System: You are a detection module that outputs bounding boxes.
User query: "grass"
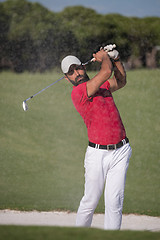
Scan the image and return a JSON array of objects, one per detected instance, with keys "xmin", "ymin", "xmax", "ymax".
[
  {"xmin": 0, "ymin": 226, "xmax": 160, "ymax": 240},
  {"xmin": 0, "ymin": 69, "xmax": 160, "ymax": 216}
]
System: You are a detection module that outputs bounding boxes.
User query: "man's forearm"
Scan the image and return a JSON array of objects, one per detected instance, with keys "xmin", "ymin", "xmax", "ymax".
[
  {"xmin": 87, "ymin": 52, "xmax": 113, "ymax": 97},
  {"xmin": 113, "ymin": 60, "xmax": 126, "ymax": 88},
  {"xmin": 102, "ymin": 54, "xmax": 113, "ymax": 72}
]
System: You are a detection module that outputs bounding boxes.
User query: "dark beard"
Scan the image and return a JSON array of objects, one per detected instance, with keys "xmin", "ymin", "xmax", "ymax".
[{"xmin": 75, "ymin": 73, "xmax": 90, "ymax": 86}]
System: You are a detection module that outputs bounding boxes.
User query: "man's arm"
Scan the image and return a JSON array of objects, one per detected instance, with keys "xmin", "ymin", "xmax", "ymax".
[
  {"xmin": 108, "ymin": 59, "xmax": 126, "ymax": 93},
  {"xmin": 86, "ymin": 50, "xmax": 113, "ymax": 97}
]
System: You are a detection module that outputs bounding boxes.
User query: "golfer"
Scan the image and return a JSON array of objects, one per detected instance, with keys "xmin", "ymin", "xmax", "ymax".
[{"xmin": 61, "ymin": 46, "xmax": 132, "ymax": 230}]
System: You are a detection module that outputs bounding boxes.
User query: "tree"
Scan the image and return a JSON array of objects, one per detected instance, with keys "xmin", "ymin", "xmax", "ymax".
[
  {"xmin": 0, "ymin": 3, "xmax": 12, "ymax": 70},
  {"xmin": 0, "ymin": 0, "xmax": 160, "ymax": 71},
  {"xmin": 0, "ymin": 0, "xmax": 78, "ymax": 71}
]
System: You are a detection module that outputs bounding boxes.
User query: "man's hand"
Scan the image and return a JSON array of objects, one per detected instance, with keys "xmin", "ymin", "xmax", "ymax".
[
  {"xmin": 102, "ymin": 44, "xmax": 116, "ymax": 52},
  {"xmin": 108, "ymin": 50, "xmax": 119, "ymax": 60},
  {"xmin": 93, "ymin": 49, "xmax": 108, "ymax": 62},
  {"xmin": 100, "ymin": 44, "xmax": 119, "ymax": 60}
]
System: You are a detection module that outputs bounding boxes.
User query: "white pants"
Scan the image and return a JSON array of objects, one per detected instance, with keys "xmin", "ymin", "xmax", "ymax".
[{"xmin": 76, "ymin": 143, "xmax": 132, "ymax": 230}]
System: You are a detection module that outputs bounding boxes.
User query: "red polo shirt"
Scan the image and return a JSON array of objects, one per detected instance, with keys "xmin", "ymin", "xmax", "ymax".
[{"xmin": 71, "ymin": 81, "xmax": 126, "ymax": 145}]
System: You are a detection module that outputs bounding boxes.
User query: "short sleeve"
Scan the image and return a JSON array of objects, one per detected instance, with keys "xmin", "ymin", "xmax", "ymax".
[{"xmin": 101, "ymin": 80, "xmax": 110, "ymax": 90}]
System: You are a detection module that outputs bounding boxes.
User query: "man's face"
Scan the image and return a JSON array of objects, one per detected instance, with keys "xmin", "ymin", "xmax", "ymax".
[{"xmin": 66, "ymin": 64, "xmax": 90, "ymax": 86}]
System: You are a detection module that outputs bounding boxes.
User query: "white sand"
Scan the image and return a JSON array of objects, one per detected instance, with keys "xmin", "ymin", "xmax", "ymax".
[{"xmin": 0, "ymin": 210, "xmax": 160, "ymax": 231}]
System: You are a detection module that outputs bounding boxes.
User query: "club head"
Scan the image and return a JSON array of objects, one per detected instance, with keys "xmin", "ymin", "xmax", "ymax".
[{"xmin": 22, "ymin": 101, "xmax": 28, "ymax": 111}]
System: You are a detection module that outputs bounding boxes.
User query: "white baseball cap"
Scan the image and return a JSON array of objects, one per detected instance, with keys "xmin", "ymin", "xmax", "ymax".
[{"xmin": 61, "ymin": 55, "xmax": 81, "ymax": 74}]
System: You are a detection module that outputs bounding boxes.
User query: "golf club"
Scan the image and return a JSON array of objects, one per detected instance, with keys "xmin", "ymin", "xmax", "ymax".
[
  {"xmin": 22, "ymin": 76, "xmax": 65, "ymax": 111},
  {"xmin": 22, "ymin": 43, "xmax": 116, "ymax": 111},
  {"xmin": 22, "ymin": 58, "xmax": 94, "ymax": 111}
]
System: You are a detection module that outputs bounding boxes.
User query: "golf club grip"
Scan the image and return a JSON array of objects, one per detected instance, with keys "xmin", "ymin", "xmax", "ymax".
[
  {"xmin": 90, "ymin": 44, "xmax": 116, "ymax": 63},
  {"xmin": 90, "ymin": 58, "xmax": 95, "ymax": 62}
]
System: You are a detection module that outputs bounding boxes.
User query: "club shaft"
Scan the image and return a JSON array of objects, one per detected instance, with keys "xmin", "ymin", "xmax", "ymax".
[
  {"xmin": 25, "ymin": 76, "xmax": 64, "ymax": 102},
  {"xmin": 82, "ymin": 58, "xmax": 95, "ymax": 66}
]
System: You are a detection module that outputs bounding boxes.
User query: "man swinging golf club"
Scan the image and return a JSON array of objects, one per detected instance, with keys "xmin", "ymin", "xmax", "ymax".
[{"xmin": 61, "ymin": 44, "xmax": 132, "ymax": 230}]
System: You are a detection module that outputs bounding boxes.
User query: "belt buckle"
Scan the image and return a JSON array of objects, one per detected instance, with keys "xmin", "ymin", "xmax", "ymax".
[{"xmin": 107, "ymin": 144, "xmax": 116, "ymax": 150}]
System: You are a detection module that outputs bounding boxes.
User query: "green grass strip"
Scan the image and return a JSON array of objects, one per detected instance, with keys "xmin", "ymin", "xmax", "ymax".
[{"xmin": 0, "ymin": 226, "xmax": 160, "ymax": 240}]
